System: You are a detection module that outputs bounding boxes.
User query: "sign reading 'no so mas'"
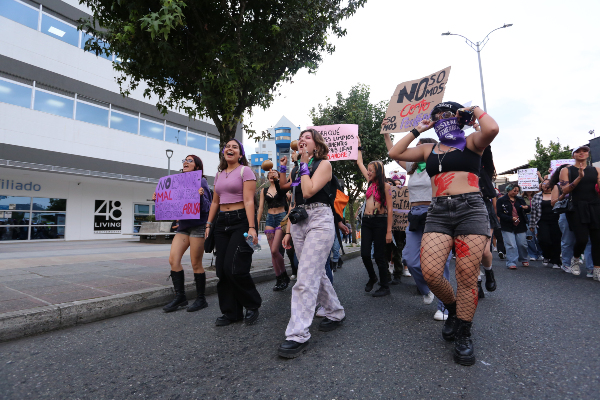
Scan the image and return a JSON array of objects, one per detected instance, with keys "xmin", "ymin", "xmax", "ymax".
[{"xmin": 380, "ymin": 66, "xmax": 451, "ymax": 134}]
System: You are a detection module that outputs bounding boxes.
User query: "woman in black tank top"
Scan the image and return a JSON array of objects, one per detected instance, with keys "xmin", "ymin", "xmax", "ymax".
[
  {"xmin": 559, "ymin": 145, "xmax": 600, "ymax": 278},
  {"xmin": 388, "ymin": 101, "xmax": 499, "ymax": 366}
]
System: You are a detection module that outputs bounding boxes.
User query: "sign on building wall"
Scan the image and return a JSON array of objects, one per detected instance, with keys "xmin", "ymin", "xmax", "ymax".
[{"xmin": 94, "ymin": 200, "xmax": 122, "ymax": 233}]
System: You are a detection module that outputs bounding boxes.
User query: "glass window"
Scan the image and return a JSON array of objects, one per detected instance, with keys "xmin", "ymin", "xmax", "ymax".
[
  {"xmin": 187, "ymin": 131, "xmax": 206, "ymax": 150},
  {"xmin": 165, "ymin": 126, "xmax": 186, "ymax": 145},
  {"xmin": 41, "ymin": 13, "xmax": 79, "ymax": 47},
  {"xmin": 207, "ymin": 137, "xmax": 220, "ymax": 153},
  {"xmin": 0, "ymin": 196, "xmax": 31, "ymax": 211},
  {"xmin": 34, "ymin": 90, "xmax": 74, "ymax": 118},
  {"xmin": 133, "ymin": 203, "xmax": 155, "ymax": 233},
  {"xmin": 140, "ymin": 119, "xmax": 164, "ymax": 140},
  {"xmin": 0, "ymin": 211, "xmax": 30, "ymax": 225},
  {"xmin": 32, "ymin": 198, "xmax": 66, "ymax": 211},
  {"xmin": 81, "ymin": 33, "xmax": 112, "ymax": 61},
  {"xmin": 0, "ymin": 227, "xmax": 29, "ymax": 241},
  {"xmin": 110, "ymin": 111, "xmax": 138, "ymax": 134},
  {"xmin": 0, "ymin": 79, "xmax": 32, "ymax": 108},
  {"xmin": 76, "ymin": 101, "xmax": 108, "ymax": 127},
  {"xmin": 30, "ymin": 226, "xmax": 64, "ymax": 240},
  {"xmin": 134, "ymin": 204, "xmax": 150, "ymax": 214},
  {"xmin": 0, "ymin": 0, "xmax": 39, "ymax": 30},
  {"xmin": 31, "ymin": 212, "xmax": 65, "ymax": 225}
]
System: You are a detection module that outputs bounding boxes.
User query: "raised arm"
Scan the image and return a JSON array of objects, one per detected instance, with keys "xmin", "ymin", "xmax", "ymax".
[
  {"xmin": 356, "ymin": 139, "xmax": 369, "ymax": 182},
  {"xmin": 383, "ymin": 132, "xmax": 407, "ymax": 170},
  {"xmin": 388, "ymin": 119, "xmax": 434, "ymax": 162},
  {"xmin": 469, "ymin": 107, "xmax": 500, "ymax": 150},
  {"xmin": 278, "ymin": 155, "xmax": 296, "ymax": 191}
]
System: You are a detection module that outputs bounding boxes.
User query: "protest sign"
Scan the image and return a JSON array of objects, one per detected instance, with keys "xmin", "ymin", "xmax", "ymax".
[
  {"xmin": 306, "ymin": 124, "xmax": 358, "ymax": 161},
  {"xmin": 391, "ymin": 186, "xmax": 410, "ymax": 231},
  {"xmin": 550, "ymin": 159, "xmax": 575, "ymax": 177},
  {"xmin": 517, "ymin": 168, "xmax": 539, "ymax": 191},
  {"xmin": 155, "ymin": 170, "xmax": 203, "ymax": 220},
  {"xmin": 380, "ymin": 66, "xmax": 451, "ymax": 134}
]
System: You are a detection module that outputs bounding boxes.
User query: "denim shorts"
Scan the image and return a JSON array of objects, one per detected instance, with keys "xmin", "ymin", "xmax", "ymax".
[
  {"xmin": 177, "ymin": 225, "xmax": 206, "ymax": 238},
  {"xmin": 424, "ymin": 193, "xmax": 491, "ymax": 237},
  {"xmin": 265, "ymin": 211, "xmax": 286, "ymax": 228}
]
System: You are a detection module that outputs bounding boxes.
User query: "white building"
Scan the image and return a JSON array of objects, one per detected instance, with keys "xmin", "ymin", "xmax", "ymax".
[
  {"xmin": 249, "ymin": 116, "xmax": 301, "ymax": 176},
  {"xmin": 0, "ymin": 0, "xmax": 238, "ymax": 242}
]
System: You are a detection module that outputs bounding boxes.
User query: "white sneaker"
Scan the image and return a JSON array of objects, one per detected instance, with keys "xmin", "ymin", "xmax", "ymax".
[
  {"xmin": 403, "ymin": 268, "xmax": 411, "ymax": 277},
  {"xmin": 552, "ymin": 264, "xmax": 561, "ymax": 269},
  {"xmin": 423, "ymin": 291, "xmax": 435, "ymax": 305},
  {"xmin": 561, "ymin": 265, "xmax": 572, "ymax": 273},
  {"xmin": 492, "ymin": 246, "xmax": 498, "ymax": 252},
  {"xmin": 290, "ymin": 275, "xmax": 297, "ymax": 281},
  {"xmin": 530, "ymin": 257, "xmax": 537, "ymax": 261},
  {"xmin": 538, "ymin": 256, "xmax": 545, "ymax": 261},
  {"xmin": 570, "ymin": 257, "xmax": 581, "ymax": 276},
  {"xmin": 586, "ymin": 271, "xmax": 594, "ymax": 278},
  {"xmin": 433, "ymin": 310, "xmax": 448, "ymax": 321},
  {"xmin": 594, "ymin": 268, "xmax": 600, "ymax": 281},
  {"xmin": 542, "ymin": 259, "xmax": 549, "ymax": 266}
]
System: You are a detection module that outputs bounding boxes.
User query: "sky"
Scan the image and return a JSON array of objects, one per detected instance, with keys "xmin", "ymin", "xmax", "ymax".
[{"xmin": 243, "ymin": 0, "xmax": 600, "ymax": 175}]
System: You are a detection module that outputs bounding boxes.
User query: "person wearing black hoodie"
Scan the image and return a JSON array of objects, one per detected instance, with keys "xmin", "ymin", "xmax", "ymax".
[{"xmin": 496, "ymin": 184, "xmax": 530, "ymax": 269}]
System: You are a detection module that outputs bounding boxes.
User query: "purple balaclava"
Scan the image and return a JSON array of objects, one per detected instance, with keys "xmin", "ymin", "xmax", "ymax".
[{"xmin": 433, "ymin": 117, "xmax": 466, "ymax": 151}]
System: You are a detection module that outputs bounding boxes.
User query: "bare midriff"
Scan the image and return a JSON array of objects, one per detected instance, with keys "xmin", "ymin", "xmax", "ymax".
[
  {"xmin": 220, "ymin": 201, "xmax": 245, "ymax": 212},
  {"xmin": 268, "ymin": 206, "xmax": 286, "ymax": 214},
  {"xmin": 364, "ymin": 195, "xmax": 386, "ymax": 215},
  {"xmin": 410, "ymin": 201, "xmax": 431, "ymax": 207},
  {"xmin": 430, "ymin": 171, "xmax": 480, "ymax": 197}
]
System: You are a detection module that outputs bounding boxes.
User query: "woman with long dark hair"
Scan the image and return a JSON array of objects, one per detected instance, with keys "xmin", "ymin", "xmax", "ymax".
[
  {"xmin": 356, "ymin": 142, "xmax": 393, "ymax": 296},
  {"xmin": 389, "ymin": 101, "xmax": 499, "ymax": 366},
  {"xmin": 205, "ymin": 139, "xmax": 262, "ymax": 326},
  {"xmin": 278, "ymin": 129, "xmax": 346, "ymax": 358},
  {"xmin": 559, "ymin": 145, "xmax": 600, "ymax": 279},
  {"xmin": 154, "ymin": 154, "xmax": 212, "ymax": 313},
  {"xmin": 384, "ymin": 134, "xmax": 451, "ymax": 320},
  {"xmin": 256, "ymin": 169, "xmax": 290, "ymax": 291},
  {"xmin": 529, "ymin": 178, "xmax": 562, "ymax": 268}
]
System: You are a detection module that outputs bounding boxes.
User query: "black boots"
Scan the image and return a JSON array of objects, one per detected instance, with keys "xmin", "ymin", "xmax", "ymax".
[
  {"xmin": 372, "ymin": 285, "xmax": 390, "ymax": 297},
  {"xmin": 331, "ymin": 261, "xmax": 338, "ymax": 273},
  {"xmin": 187, "ymin": 273, "xmax": 208, "ymax": 312},
  {"xmin": 163, "ymin": 270, "xmax": 188, "ymax": 312},
  {"xmin": 442, "ymin": 302, "xmax": 459, "ymax": 341},
  {"xmin": 484, "ymin": 269, "xmax": 497, "ymax": 292},
  {"xmin": 365, "ymin": 277, "xmax": 378, "ymax": 292},
  {"xmin": 273, "ymin": 271, "xmax": 290, "ymax": 291},
  {"xmin": 453, "ymin": 319, "xmax": 475, "ymax": 366},
  {"xmin": 477, "ymin": 280, "xmax": 485, "ymax": 299}
]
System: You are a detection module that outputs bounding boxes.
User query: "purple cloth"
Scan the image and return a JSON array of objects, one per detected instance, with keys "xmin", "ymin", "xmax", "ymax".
[
  {"xmin": 433, "ymin": 118, "xmax": 466, "ymax": 151},
  {"xmin": 291, "ymin": 163, "xmax": 310, "ymax": 187},
  {"xmin": 279, "ymin": 165, "xmax": 288, "ymax": 173}
]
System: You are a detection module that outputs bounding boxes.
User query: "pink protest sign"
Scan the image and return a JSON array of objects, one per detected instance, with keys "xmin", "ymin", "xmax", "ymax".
[
  {"xmin": 306, "ymin": 124, "xmax": 358, "ymax": 161},
  {"xmin": 155, "ymin": 170, "xmax": 203, "ymax": 220}
]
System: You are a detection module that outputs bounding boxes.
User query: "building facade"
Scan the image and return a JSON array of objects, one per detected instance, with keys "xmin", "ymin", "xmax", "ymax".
[
  {"xmin": 0, "ymin": 0, "xmax": 239, "ymax": 242},
  {"xmin": 249, "ymin": 116, "xmax": 301, "ymax": 176}
]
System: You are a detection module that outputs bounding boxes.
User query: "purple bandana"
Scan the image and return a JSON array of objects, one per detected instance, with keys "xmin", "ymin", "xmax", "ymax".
[
  {"xmin": 291, "ymin": 163, "xmax": 310, "ymax": 187},
  {"xmin": 433, "ymin": 118, "xmax": 466, "ymax": 151}
]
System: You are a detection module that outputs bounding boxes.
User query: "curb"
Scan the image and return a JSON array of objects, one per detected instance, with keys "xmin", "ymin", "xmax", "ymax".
[{"xmin": 0, "ymin": 249, "xmax": 361, "ymax": 342}]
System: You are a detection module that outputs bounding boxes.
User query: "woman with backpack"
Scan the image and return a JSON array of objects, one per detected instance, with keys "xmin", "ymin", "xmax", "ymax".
[
  {"xmin": 256, "ymin": 169, "xmax": 290, "ymax": 291},
  {"xmin": 355, "ymin": 138, "xmax": 393, "ymax": 297},
  {"xmin": 204, "ymin": 139, "xmax": 262, "ymax": 327},
  {"xmin": 278, "ymin": 129, "xmax": 346, "ymax": 358}
]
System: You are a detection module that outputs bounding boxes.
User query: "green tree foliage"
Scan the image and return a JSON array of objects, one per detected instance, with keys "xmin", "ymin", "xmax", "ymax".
[
  {"xmin": 528, "ymin": 137, "xmax": 572, "ymax": 177},
  {"xmin": 79, "ymin": 0, "xmax": 366, "ymax": 146},
  {"xmin": 310, "ymin": 84, "xmax": 390, "ymax": 243}
]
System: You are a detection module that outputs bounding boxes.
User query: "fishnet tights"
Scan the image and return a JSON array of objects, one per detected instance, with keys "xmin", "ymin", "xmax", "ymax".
[{"xmin": 421, "ymin": 232, "xmax": 489, "ymax": 321}]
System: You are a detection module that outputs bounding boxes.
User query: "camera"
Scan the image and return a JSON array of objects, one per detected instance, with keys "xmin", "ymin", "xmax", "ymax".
[
  {"xmin": 288, "ymin": 206, "xmax": 308, "ymax": 224},
  {"xmin": 457, "ymin": 109, "xmax": 475, "ymax": 126}
]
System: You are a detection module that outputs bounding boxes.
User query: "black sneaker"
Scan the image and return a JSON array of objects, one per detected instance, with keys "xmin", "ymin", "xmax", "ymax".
[
  {"xmin": 278, "ymin": 340, "xmax": 309, "ymax": 358},
  {"xmin": 318, "ymin": 316, "xmax": 346, "ymax": 332},
  {"xmin": 372, "ymin": 286, "xmax": 391, "ymax": 297},
  {"xmin": 365, "ymin": 278, "xmax": 378, "ymax": 292},
  {"xmin": 498, "ymin": 251, "xmax": 506, "ymax": 260}
]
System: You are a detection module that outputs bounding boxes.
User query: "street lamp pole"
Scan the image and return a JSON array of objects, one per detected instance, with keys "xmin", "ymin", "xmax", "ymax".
[
  {"xmin": 166, "ymin": 149, "xmax": 173, "ymax": 175},
  {"xmin": 442, "ymin": 23, "xmax": 513, "ymax": 112}
]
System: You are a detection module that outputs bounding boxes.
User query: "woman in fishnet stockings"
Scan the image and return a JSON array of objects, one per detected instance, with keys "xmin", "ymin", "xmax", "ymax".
[{"xmin": 389, "ymin": 101, "xmax": 499, "ymax": 366}]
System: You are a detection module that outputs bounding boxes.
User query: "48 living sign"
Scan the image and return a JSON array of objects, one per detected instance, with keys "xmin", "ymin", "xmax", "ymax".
[{"xmin": 94, "ymin": 200, "xmax": 122, "ymax": 233}]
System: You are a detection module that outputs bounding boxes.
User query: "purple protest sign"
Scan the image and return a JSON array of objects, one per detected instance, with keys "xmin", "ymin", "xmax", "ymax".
[{"xmin": 155, "ymin": 170, "xmax": 203, "ymax": 221}]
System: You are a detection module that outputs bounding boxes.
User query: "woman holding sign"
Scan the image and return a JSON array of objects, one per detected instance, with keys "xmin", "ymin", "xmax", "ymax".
[
  {"xmin": 205, "ymin": 139, "xmax": 262, "ymax": 326},
  {"xmin": 388, "ymin": 101, "xmax": 499, "ymax": 366},
  {"xmin": 153, "ymin": 155, "xmax": 212, "ymax": 313},
  {"xmin": 355, "ymin": 139, "xmax": 393, "ymax": 297}
]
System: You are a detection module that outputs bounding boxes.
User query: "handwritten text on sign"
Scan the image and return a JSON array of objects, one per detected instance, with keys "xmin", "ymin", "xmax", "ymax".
[
  {"xmin": 391, "ymin": 186, "xmax": 410, "ymax": 231},
  {"xmin": 380, "ymin": 66, "xmax": 451, "ymax": 134},
  {"xmin": 518, "ymin": 168, "xmax": 539, "ymax": 191},
  {"xmin": 306, "ymin": 124, "xmax": 358, "ymax": 161},
  {"xmin": 550, "ymin": 159, "xmax": 575, "ymax": 177},
  {"xmin": 155, "ymin": 170, "xmax": 203, "ymax": 220}
]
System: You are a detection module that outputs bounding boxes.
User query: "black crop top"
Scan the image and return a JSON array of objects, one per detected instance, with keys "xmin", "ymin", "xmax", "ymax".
[
  {"xmin": 291, "ymin": 160, "xmax": 331, "ymax": 206},
  {"xmin": 425, "ymin": 144, "xmax": 481, "ymax": 177},
  {"xmin": 568, "ymin": 165, "xmax": 600, "ymax": 203},
  {"xmin": 264, "ymin": 180, "xmax": 287, "ymax": 209}
]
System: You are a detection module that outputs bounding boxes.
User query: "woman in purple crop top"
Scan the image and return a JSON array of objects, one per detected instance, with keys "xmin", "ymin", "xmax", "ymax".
[
  {"xmin": 152, "ymin": 154, "xmax": 212, "ymax": 313},
  {"xmin": 205, "ymin": 139, "xmax": 262, "ymax": 327}
]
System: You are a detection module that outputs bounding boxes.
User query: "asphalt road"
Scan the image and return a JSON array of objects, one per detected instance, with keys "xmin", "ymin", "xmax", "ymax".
[{"xmin": 1, "ymin": 255, "xmax": 598, "ymax": 399}]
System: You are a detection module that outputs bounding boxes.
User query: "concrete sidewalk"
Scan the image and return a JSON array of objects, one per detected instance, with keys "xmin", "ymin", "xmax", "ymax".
[{"xmin": 0, "ymin": 238, "xmax": 361, "ymax": 341}]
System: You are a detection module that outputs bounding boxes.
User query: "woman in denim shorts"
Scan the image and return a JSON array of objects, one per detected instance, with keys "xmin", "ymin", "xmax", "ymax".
[
  {"xmin": 256, "ymin": 169, "xmax": 290, "ymax": 291},
  {"xmin": 389, "ymin": 101, "xmax": 499, "ymax": 366},
  {"xmin": 153, "ymin": 155, "xmax": 212, "ymax": 313}
]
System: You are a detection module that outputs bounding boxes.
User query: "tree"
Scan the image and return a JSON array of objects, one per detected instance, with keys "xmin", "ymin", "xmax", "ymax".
[
  {"xmin": 309, "ymin": 84, "xmax": 391, "ymax": 243},
  {"xmin": 528, "ymin": 137, "xmax": 572, "ymax": 177},
  {"xmin": 80, "ymin": 0, "xmax": 366, "ymax": 146}
]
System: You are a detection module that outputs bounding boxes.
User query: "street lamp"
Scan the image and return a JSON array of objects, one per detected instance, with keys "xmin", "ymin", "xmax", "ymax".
[
  {"xmin": 442, "ymin": 23, "xmax": 513, "ymax": 112},
  {"xmin": 166, "ymin": 149, "xmax": 173, "ymax": 175}
]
